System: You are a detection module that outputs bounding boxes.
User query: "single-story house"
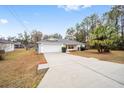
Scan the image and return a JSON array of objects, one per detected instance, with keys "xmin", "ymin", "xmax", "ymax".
[
  {"xmin": 36, "ymin": 38, "xmax": 85, "ymax": 53},
  {"xmin": 0, "ymin": 39, "xmax": 14, "ymax": 52},
  {"xmin": 14, "ymin": 42, "xmax": 24, "ymax": 48}
]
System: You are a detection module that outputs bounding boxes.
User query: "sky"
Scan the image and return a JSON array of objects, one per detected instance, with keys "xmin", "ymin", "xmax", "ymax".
[{"xmin": 0, "ymin": 5, "xmax": 112, "ymax": 38}]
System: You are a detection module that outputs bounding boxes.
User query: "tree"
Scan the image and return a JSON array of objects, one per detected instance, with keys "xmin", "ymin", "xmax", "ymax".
[
  {"xmin": 75, "ymin": 23, "xmax": 86, "ymax": 42},
  {"xmin": 89, "ymin": 14, "xmax": 99, "ymax": 31},
  {"xmin": 64, "ymin": 5, "xmax": 123, "ymax": 51},
  {"xmin": 89, "ymin": 25, "xmax": 117, "ymax": 53},
  {"xmin": 65, "ymin": 27, "xmax": 76, "ymax": 40},
  {"xmin": 7, "ymin": 36, "xmax": 16, "ymax": 42},
  {"xmin": 80, "ymin": 14, "xmax": 100, "ymax": 42},
  {"xmin": 120, "ymin": 5, "xmax": 124, "ymax": 38},
  {"xmin": 43, "ymin": 35, "xmax": 49, "ymax": 40},
  {"xmin": 115, "ymin": 36, "xmax": 124, "ymax": 50},
  {"xmin": 102, "ymin": 5, "xmax": 124, "ymax": 50},
  {"xmin": 105, "ymin": 6, "xmax": 123, "ymax": 34},
  {"xmin": 80, "ymin": 21, "xmax": 87, "ymax": 42},
  {"xmin": 31, "ymin": 30, "xmax": 43, "ymax": 43},
  {"xmin": 75, "ymin": 30, "xmax": 85, "ymax": 42},
  {"xmin": 49, "ymin": 33, "xmax": 62, "ymax": 39},
  {"xmin": 83, "ymin": 17, "xmax": 91, "ymax": 33},
  {"xmin": 18, "ymin": 31, "xmax": 31, "ymax": 50}
]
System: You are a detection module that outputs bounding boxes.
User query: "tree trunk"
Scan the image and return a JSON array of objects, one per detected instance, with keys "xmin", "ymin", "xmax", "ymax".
[
  {"xmin": 25, "ymin": 45, "xmax": 29, "ymax": 51},
  {"xmin": 104, "ymin": 46, "xmax": 110, "ymax": 52},
  {"xmin": 121, "ymin": 26, "xmax": 124, "ymax": 38},
  {"xmin": 115, "ymin": 18, "xmax": 119, "ymax": 35},
  {"xmin": 98, "ymin": 49, "xmax": 100, "ymax": 53},
  {"xmin": 97, "ymin": 46, "xmax": 102, "ymax": 53}
]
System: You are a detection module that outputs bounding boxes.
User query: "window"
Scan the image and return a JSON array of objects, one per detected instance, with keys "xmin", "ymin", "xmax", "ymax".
[{"xmin": 67, "ymin": 45, "xmax": 74, "ymax": 49}]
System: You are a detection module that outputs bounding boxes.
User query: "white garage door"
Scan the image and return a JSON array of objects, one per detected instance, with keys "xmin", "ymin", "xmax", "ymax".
[{"xmin": 39, "ymin": 44, "xmax": 62, "ymax": 53}]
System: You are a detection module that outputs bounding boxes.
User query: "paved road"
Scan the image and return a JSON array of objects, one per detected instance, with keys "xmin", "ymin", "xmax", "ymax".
[{"xmin": 38, "ymin": 53, "xmax": 124, "ymax": 88}]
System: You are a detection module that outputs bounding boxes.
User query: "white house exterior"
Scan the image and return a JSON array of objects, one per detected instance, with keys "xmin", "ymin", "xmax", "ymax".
[
  {"xmin": 37, "ymin": 39, "xmax": 85, "ymax": 53},
  {"xmin": 0, "ymin": 39, "xmax": 14, "ymax": 52}
]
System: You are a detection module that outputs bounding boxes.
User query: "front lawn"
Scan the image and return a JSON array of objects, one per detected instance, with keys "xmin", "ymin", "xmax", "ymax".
[
  {"xmin": 0, "ymin": 49, "xmax": 48, "ymax": 88},
  {"xmin": 70, "ymin": 50, "xmax": 124, "ymax": 64}
]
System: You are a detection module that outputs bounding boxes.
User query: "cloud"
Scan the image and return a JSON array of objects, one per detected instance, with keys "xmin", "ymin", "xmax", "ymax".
[
  {"xmin": 58, "ymin": 5, "xmax": 91, "ymax": 11},
  {"xmin": 0, "ymin": 19, "xmax": 8, "ymax": 24},
  {"xmin": 82, "ymin": 5, "xmax": 92, "ymax": 8}
]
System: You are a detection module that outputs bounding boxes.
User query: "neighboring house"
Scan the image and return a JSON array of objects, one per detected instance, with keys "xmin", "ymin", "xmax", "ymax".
[
  {"xmin": 37, "ymin": 38, "xmax": 85, "ymax": 53},
  {"xmin": 0, "ymin": 39, "xmax": 14, "ymax": 52},
  {"xmin": 14, "ymin": 42, "xmax": 24, "ymax": 48}
]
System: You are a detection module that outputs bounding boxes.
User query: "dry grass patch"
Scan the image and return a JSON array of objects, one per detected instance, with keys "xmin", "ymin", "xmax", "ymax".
[
  {"xmin": 0, "ymin": 49, "xmax": 48, "ymax": 88},
  {"xmin": 70, "ymin": 50, "xmax": 124, "ymax": 64}
]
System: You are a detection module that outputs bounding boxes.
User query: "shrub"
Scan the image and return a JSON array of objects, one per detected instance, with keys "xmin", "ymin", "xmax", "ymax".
[
  {"xmin": 61, "ymin": 47, "xmax": 67, "ymax": 53},
  {"xmin": 80, "ymin": 46, "xmax": 85, "ymax": 51},
  {"xmin": 80, "ymin": 45, "xmax": 85, "ymax": 51},
  {"xmin": 111, "ymin": 37, "xmax": 124, "ymax": 50},
  {"xmin": 116, "ymin": 37, "xmax": 124, "ymax": 50},
  {"xmin": 0, "ymin": 50, "xmax": 5, "ymax": 60}
]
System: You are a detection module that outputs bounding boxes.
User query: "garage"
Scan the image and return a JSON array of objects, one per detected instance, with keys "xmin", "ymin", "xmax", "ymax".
[
  {"xmin": 37, "ymin": 39, "xmax": 84, "ymax": 53},
  {"xmin": 38, "ymin": 44, "xmax": 62, "ymax": 53}
]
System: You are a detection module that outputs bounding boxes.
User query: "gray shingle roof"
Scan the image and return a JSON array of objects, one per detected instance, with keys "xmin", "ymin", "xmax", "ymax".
[
  {"xmin": 37, "ymin": 39, "xmax": 83, "ymax": 45},
  {"xmin": 0, "ymin": 39, "xmax": 13, "ymax": 44}
]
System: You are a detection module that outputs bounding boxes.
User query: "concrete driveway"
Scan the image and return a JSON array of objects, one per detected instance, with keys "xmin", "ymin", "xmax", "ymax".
[{"xmin": 38, "ymin": 53, "xmax": 124, "ymax": 88}]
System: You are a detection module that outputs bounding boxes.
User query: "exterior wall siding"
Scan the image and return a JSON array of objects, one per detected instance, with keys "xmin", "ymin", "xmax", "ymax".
[
  {"xmin": 38, "ymin": 44, "xmax": 84, "ymax": 53},
  {"xmin": 0, "ymin": 43, "xmax": 14, "ymax": 52}
]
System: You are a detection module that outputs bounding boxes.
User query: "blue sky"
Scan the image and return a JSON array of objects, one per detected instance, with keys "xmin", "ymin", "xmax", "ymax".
[{"xmin": 0, "ymin": 5, "xmax": 112, "ymax": 38}]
